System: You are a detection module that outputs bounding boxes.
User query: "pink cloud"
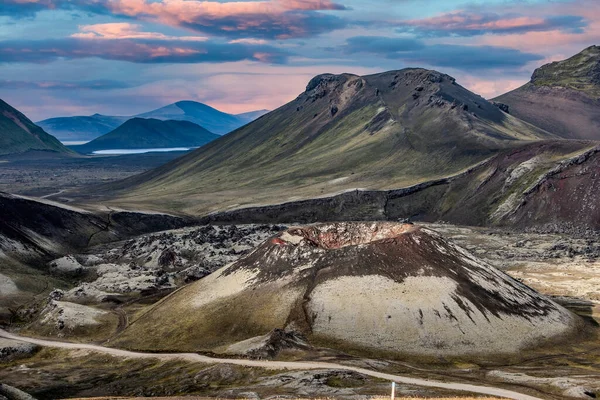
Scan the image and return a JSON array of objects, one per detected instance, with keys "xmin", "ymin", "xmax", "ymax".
[
  {"xmin": 103, "ymin": 0, "xmax": 348, "ymax": 39},
  {"xmin": 399, "ymin": 9, "xmax": 586, "ymax": 37},
  {"xmin": 405, "ymin": 12, "xmax": 546, "ymax": 33},
  {"xmin": 472, "ymin": 1, "xmax": 600, "ymax": 56},
  {"xmin": 71, "ymin": 23, "xmax": 207, "ymax": 41}
]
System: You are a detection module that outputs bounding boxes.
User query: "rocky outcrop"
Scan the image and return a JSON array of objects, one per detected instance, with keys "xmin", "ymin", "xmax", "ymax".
[
  {"xmin": 0, "ymin": 384, "xmax": 37, "ymax": 400},
  {"xmin": 0, "ymin": 339, "xmax": 38, "ymax": 361}
]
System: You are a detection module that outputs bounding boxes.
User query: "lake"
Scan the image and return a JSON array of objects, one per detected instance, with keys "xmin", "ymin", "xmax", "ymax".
[{"xmin": 92, "ymin": 148, "xmax": 193, "ymax": 155}]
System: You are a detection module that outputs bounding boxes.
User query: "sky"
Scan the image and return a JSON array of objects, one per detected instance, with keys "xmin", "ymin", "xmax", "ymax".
[{"xmin": 0, "ymin": 0, "xmax": 597, "ymax": 121}]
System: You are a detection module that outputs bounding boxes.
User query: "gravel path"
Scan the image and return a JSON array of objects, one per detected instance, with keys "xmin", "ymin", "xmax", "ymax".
[{"xmin": 0, "ymin": 329, "xmax": 542, "ymax": 400}]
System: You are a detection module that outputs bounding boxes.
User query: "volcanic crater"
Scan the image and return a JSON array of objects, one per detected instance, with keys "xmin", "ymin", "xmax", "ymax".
[{"xmin": 115, "ymin": 222, "xmax": 580, "ymax": 357}]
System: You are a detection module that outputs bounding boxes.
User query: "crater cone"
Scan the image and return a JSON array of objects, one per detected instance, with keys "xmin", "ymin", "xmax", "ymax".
[{"xmin": 115, "ymin": 222, "xmax": 580, "ymax": 356}]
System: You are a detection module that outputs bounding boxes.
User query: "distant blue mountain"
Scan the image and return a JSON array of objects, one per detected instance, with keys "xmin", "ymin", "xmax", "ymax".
[{"xmin": 37, "ymin": 101, "xmax": 269, "ymax": 141}]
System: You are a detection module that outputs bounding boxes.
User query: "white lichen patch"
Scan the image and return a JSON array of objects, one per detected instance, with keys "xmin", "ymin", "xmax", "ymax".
[
  {"xmin": 49, "ymin": 255, "xmax": 84, "ymax": 274},
  {"xmin": 0, "ymin": 273, "xmax": 18, "ymax": 295},
  {"xmin": 491, "ymin": 192, "xmax": 520, "ymax": 221},
  {"xmin": 308, "ymin": 274, "xmax": 576, "ymax": 355},
  {"xmin": 40, "ymin": 301, "xmax": 108, "ymax": 330},
  {"xmin": 506, "ymin": 156, "xmax": 543, "ymax": 186}
]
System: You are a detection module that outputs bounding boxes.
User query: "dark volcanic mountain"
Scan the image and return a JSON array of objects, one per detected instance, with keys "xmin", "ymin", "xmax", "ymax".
[
  {"xmin": 0, "ymin": 99, "xmax": 70, "ymax": 155},
  {"xmin": 114, "ymin": 222, "xmax": 579, "ymax": 356},
  {"xmin": 37, "ymin": 114, "xmax": 128, "ymax": 142},
  {"xmin": 494, "ymin": 46, "xmax": 600, "ymax": 140},
  {"xmin": 71, "ymin": 118, "xmax": 220, "ymax": 154},
  {"xmin": 100, "ymin": 68, "xmax": 552, "ymax": 214}
]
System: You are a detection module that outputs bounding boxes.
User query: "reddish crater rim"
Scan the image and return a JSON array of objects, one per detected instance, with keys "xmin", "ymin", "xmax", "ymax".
[{"xmin": 280, "ymin": 222, "xmax": 418, "ymax": 249}]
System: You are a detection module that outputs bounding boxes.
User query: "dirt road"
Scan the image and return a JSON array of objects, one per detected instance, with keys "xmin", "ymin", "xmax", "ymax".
[{"xmin": 0, "ymin": 329, "xmax": 543, "ymax": 400}]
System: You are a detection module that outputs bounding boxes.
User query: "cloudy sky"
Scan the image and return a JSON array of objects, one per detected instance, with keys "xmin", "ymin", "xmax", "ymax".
[{"xmin": 0, "ymin": 0, "xmax": 597, "ymax": 121}]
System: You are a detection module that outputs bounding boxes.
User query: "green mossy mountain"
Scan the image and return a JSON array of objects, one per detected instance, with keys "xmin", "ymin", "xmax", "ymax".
[
  {"xmin": 71, "ymin": 118, "xmax": 220, "ymax": 154},
  {"xmin": 100, "ymin": 68, "xmax": 552, "ymax": 214},
  {"xmin": 0, "ymin": 99, "xmax": 70, "ymax": 155},
  {"xmin": 494, "ymin": 45, "xmax": 600, "ymax": 140}
]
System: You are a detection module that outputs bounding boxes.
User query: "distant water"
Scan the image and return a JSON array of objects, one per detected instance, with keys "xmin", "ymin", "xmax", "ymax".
[
  {"xmin": 62, "ymin": 141, "xmax": 89, "ymax": 145},
  {"xmin": 92, "ymin": 148, "xmax": 192, "ymax": 155}
]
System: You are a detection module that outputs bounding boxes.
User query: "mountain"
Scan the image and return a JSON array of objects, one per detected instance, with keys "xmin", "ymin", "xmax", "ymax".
[
  {"xmin": 0, "ymin": 99, "xmax": 71, "ymax": 155},
  {"xmin": 99, "ymin": 68, "xmax": 552, "ymax": 214},
  {"xmin": 71, "ymin": 118, "xmax": 220, "ymax": 154},
  {"xmin": 494, "ymin": 46, "xmax": 600, "ymax": 140},
  {"xmin": 38, "ymin": 102, "xmax": 267, "ymax": 141},
  {"xmin": 135, "ymin": 101, "xmax": 261, "ymax": 135},
  {"xmin": 37, "ymin": 114, "xmax": 128, "ymax": 142},
  {"xmin": 113, "ymin": 222, "xmax": 579, "ymax": 356}
]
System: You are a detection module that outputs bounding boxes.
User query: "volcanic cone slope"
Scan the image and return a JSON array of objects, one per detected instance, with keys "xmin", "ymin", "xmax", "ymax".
[{"xmin": 116, "ymin": 223, "xmax": 578, "ymax": 356}]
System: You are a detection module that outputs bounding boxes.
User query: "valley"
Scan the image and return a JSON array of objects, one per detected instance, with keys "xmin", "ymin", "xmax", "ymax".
[{"xmin": 0, "ymin": 151, "xmax": 190, "ymax": 198}]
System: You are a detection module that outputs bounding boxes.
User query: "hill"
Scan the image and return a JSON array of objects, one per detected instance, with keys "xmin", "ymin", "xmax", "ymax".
[
  {"xmin": 136, "ymin": 101, "xmax": 261, "ymax": 135},
  {"xmin": 98, "ymin": 68, "xmax": 552, "ymax": 214},
  {"xmin": 71, "ymin": 118, "xmax": 220, "ymax": 154},
  {"xmin": 494, "ymin": 45, "xmax": 600, "ymax": 140},
  {"xmin": 37, "ymin": 114, "xmax": 128, "ymax": 142},
  {"xmin": 114, "ymin": 222, "xmax": 579, "ymax": 356},
  {"xmin": 0, "ymin": 99, "xmax": 71, "ymax": 155}
]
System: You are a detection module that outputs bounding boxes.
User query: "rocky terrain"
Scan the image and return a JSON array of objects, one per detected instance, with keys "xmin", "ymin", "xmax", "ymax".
[
  {"xmin": 494, "ymin": 46, "xmax": 600, "ymax": 140},
  {"xmin": 1, "ymin": 220, "xmax": 599, "ymax": 399},
  {"xmin": 51, "ymin": 224, "xmax": 285, "ymax": 302},
  {"xmin": 113, "ymin": 222, "xmax": 580, "ymax": 357},
  {"xmin": 0, "ymin": 192, "xmax": 193, "ymax": 326}
]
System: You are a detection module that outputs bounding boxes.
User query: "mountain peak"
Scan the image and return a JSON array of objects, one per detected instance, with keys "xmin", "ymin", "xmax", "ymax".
[{"xmin": 531, "ymin": 45, "xmax": 600, "ymax": 95}]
